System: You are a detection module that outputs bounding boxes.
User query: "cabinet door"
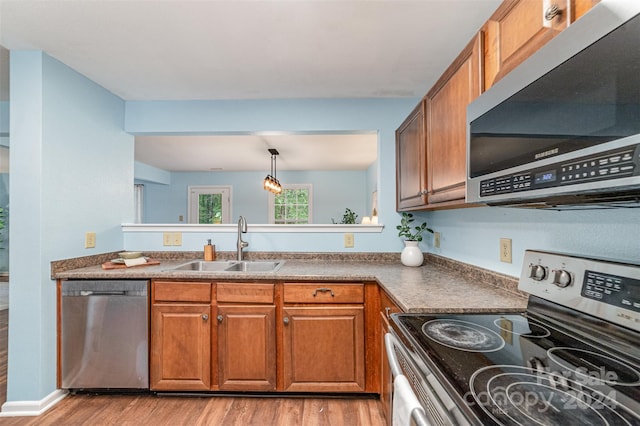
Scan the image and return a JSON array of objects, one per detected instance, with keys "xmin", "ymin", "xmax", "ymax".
[
  {"xmin": 426, "ymin": 34, "xmax": 482, "ymax": 205},
  {"xmin": 484, "ymin": 0, "xmax": 569, "ymax": 89},
  {"xmin": 396, "ymin": 101, "xmax": 427, "ymax": 210},
  {"xmin": 217, "ymin": 305, "xmax": 276, "ymax": 391},
  {"xmin": 150, "ymin": 304, "xmax": 211, "ymax": 391},
  {"xmin": 282, "ymin": 306, "xmax": 365, "ymax": 392}
]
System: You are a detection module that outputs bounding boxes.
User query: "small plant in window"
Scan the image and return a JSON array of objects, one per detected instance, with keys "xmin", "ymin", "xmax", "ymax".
[{"xmin": 332, "ymin": 208, "xmax": 358, "ymax": 224}]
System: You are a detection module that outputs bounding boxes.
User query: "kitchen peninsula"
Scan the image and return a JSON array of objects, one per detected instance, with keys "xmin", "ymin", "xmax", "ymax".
[{"xmin": 53, "ymin": 252, "xmax": 527, "ymax": 400}]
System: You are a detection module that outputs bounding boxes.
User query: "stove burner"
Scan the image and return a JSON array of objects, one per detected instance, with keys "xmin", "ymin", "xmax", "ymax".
[
  {"xmin": 470, "ymin": 365, "xmax": 638, "ymax": 426},
  {"xmin": 493, "ymin": 316, "xmax": 551, "ymax": 338},
  {"xmin": 547, "ymin": 347, "xmax": 640, "ymax": 387},
  {"xmin": 422, "ymin": 319, "xmax": 505, "ymax": 352}
]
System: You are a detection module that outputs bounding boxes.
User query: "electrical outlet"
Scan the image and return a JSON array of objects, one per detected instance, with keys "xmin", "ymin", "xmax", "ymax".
[
  {"xmin": 500, "ymin": 238, "xmax": 512, "ymax": 263},
  {"xmin": 344, "ymin": 233, "xmax": 354, "ymax": 248},
  {"xmin": 163, "ymin": 232, "xmax": 173, "ymax": 246},
  {"xmin": 85, "ymin": 232, "xmax": 96, "ymax": 248},
  {"xmin": 172, "ymin": 232, "xmax": 182, "ymax": 246},
  {"xmin": 434, "ymin": 232, "xmax": 441, "ymax": 248},
  {"xmin": 179, "ymin": 215, "xmax": 184, "ymax": 222}
]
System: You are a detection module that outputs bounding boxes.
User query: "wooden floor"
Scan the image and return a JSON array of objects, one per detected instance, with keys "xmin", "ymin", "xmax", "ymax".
[
  {"xmin": 0, "ymin": 309, "xmax": 385, "ymax": 425},
  {"xmin": 0, "ymin": 393, "xmax": 385, "ymax": 425}
]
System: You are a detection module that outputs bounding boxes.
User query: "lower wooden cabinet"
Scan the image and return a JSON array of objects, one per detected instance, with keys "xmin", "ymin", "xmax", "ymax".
[
  {"xmin": 150, "ymin": 304, "xmax": 211, "ymax": 391},
  {"xmin": 149, "ymin": 280, "xmax": 376, "ymax": 394},
  {"xmin": 217, "ymin": 304, "xmax": 276, "ymax": 391},
  {"xmin": 282, "ymin": 306, "xmax": 365, "ymax": 392}
]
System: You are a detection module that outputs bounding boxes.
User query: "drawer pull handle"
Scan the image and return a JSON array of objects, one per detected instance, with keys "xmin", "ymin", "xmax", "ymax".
[
  {"xmin": 544, "ymin": 4, "xmax": 561, "ymax": 21},
  {"xmin": 283, "ymin": 317, "xmax": 290, "ymax": 325},
  {"xmin": 313, "ymin": 288, "xmax": 335, "ymax": 297},
  {"xmin": 385, "ymin": 307, "xmax": 391, "ymax": 319},
  {"xmin": 216, "ymin": 314, "xmax": 223, "ymax": 322}
]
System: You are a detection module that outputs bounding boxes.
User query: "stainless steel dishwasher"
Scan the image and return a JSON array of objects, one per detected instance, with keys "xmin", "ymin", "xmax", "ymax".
[{"xmin": 61, "ymin": 280, "xmax": 149, "ymax": 390}]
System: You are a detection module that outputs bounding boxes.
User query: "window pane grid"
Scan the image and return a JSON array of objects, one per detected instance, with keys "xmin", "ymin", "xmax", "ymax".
[{"xmin": 274, "ymin": 188, "xmax": 310, "ymax": 224}]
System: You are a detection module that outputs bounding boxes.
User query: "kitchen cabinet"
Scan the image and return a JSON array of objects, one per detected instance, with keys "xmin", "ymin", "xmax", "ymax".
[
  {"xmin": 483, "ymin": 0, "xmax": 570, "ymax": 89},
  {"xmin": 150, "ymin": 281, "xmax": 212, "ymax": 391},
  {"xmin": 282, "ymin": 283, "xmax": 366, "ymax": 392},
  {"xmin": 216, "ymin": 283, "xmax": 276, "ymax": 391},
  {"xmin": 396, "ymin": 101, "xmax": 427, "ymax": 210},
  {"xmin": 425, "ymin": 33, "xmax": 483, "ymax": 206},
  {"xmin": 396, "ymin": 34, "xmax": 483, "ymax": 211},
  {"xmin": 379, "ymin": 290, "xmax": 403, "ymax": 424}
]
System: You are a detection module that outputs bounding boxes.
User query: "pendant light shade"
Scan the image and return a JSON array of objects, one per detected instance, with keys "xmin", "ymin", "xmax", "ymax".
[{"xmin": 263, "ymin": 148, "xmax": 282, "ymax": 194}]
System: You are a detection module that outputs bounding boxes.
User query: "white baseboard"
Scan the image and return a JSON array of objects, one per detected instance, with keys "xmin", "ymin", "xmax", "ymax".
[{"xmin": 0, "ymin": 389, "xmax": 68, "ymax": 417}]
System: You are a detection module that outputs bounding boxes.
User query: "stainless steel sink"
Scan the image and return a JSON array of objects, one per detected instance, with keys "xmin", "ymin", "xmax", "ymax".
[
  {"xmin": 224, "ymin": 261, "xmax": 283, "ymax": 272},
  {"xmin": 169, "ymin": 260, "xmax": 284, "ymax": 273}
]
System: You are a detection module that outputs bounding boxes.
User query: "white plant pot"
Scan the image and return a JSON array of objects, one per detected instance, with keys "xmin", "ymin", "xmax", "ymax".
[{"xmin": 401, "ymin": 240, "xmax": 423, "ymax": 267}]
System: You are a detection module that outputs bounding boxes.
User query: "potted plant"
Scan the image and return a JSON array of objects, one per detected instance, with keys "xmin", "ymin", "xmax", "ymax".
[
  {"xmin": 396, "ymin": 212, "xmax": 433, "ymax": 266},
  {"xmin": 332, "ymin": 208, "xmax": 358, "ymax": 224}
]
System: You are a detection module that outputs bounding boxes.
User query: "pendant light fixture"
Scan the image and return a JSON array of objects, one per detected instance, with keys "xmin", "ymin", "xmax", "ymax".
[{"xmin": 263, "ymin": 148, "xmax": 282, "ymax": 194}]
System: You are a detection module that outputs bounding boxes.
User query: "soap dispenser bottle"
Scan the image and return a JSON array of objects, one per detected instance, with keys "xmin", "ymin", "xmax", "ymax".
[{"xmin": 204, "ymin": 239, "xmax": 216, "ymax": 261}]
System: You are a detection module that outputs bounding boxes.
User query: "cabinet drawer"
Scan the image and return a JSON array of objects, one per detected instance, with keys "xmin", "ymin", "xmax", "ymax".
[
  {"xmin": 284, "ymin": 283, "xmax": 364, "ymax": 304},
  {"xmin": 153, "ymin": 281, "xmax": 212, "ymax": 303},
  {"xmin": 217, "ymin": 283, "xmax": 274, "ymax": 304}
]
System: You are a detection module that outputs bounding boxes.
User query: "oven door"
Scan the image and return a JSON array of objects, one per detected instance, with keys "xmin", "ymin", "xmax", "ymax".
[{"xmin": 385, "ymin": 332, "xmax": 468, "ymax": 426}]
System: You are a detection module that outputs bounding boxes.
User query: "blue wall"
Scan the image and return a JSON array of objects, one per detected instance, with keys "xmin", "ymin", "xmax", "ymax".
[
  {"xmin": 138, "ymin": 169, "xmax": 369, "ymax": 224},
  {"xmin": 8, "ymin": 51, "xmax": 131, "ymax": 403},
  {"xmin": 124, "ymin": 99, "xmax": 640, "ymax": 274}
]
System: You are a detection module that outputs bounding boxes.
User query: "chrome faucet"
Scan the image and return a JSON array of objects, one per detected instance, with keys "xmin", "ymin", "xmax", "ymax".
[{"xmin": 236, "ymin": 215, "xmax": 248, "ymax": 261}]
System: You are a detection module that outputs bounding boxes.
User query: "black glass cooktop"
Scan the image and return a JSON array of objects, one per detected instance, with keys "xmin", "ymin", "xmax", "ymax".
[{"xmin": 392, "ymin": 312, "xmax": 640, "ymax": 426}]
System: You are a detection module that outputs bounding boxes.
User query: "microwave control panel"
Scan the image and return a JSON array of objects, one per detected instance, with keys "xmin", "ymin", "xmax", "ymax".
[{"xmin": 479, "ymin": 144, "xmax": 639, "ymax": 197}]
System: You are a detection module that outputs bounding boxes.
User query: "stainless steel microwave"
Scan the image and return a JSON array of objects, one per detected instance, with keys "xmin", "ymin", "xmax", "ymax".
[{"xmin": 466, "ymin": 0, "xmax": 640, "ymax": 208}]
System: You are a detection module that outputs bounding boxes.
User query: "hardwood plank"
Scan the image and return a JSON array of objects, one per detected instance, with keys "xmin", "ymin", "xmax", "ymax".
[{"xmin": 0, "ymin": 394, "xmax": 385, "ymax": 425}]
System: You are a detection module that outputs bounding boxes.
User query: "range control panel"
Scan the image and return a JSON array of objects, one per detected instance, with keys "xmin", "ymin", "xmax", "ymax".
[
  {"xmin": 479, "ymin": 144, "xmax": 639, "ymax": 197},
  {"xmin": 583, "ymin": 271, "xmax": 640, "ymax": 312},
  {"xmin": 519, "ymin": 250, "xmax": 640, "ymax": 332}
]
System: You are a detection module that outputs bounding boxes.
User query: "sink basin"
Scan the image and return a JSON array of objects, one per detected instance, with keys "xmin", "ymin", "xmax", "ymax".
[
  {"xmin": 169, "ymin": 260, "xmax": 284, "ymax": 273},
  {"xmin": 224, "ymin": 261, "xmax": 284, "ymax": 272}
]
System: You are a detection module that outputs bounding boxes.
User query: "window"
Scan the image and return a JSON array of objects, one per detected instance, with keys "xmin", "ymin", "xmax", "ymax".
[
  {"xmin": 188, "ymin": 186, "xmax": 231, "ymax": 224},
  {"xmin": 269, "ymin": 184, "xmax": 312, "ymax": 224}
]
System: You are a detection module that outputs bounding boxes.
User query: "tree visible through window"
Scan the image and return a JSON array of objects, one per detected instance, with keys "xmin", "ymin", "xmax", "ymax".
[
  {"xmin": 188, "ymin": 186, "xmax": 231, "ymax": 224},
  {"xmin": 271, "ymin": 184, "xmax": 312, "ymax": 224}
]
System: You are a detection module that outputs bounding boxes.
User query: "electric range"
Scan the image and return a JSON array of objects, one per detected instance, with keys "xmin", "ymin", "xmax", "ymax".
[{"xmin": 389, "ymin": 250, "xmax": 640, "ymax": 425}]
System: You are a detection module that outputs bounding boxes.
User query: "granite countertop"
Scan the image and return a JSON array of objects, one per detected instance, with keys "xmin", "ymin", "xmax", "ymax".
[{"xmin": 53, "ymin": 252, "xmax": 528, "ymax": 314}]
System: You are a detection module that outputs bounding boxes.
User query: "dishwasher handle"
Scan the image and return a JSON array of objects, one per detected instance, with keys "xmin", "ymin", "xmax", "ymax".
[{"xmin": 79, "ymin": 290, "xmax": 127, "ymax": 296}]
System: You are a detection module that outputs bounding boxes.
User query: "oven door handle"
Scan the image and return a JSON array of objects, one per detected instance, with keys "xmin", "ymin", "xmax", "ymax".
[{"xmin": 384, "ymin": 332, "xmax": 403, "ymax": 378}]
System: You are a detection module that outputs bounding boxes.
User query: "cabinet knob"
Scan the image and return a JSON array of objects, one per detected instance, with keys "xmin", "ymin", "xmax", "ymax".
[
  {"xmin": 216, "ymin": 314, "xmax": 223, "ymax": 322},
  {"xmin": 544, "ymin": 4, "xmax": 561, "ymax": 21},
  {"xmin": 202, "ymin": 314, "xmax": 209, "ymax": 321},
  {"xmin": 283, "ymin": 317, "xmax": 290, "ymax": 325},
  {"xmin": 385, "ymin": 307, "xmax": 392, "ymax": 319}
]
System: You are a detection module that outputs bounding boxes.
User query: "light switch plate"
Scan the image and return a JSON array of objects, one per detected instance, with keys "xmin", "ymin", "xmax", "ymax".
[
  {"xmin": 434, "ymin": 232, "xmax": 441, "ymax": 248},
  {"xmin": 500, "ymin": 238, "xmax": 512, "ymax": 263},
  {"xmin": 85, "ymin": 232, "xmax": 96, "ymax": 249},
  {"xmin": 344, "ymin": 233, "xmax": 354, "ymax": 248}
]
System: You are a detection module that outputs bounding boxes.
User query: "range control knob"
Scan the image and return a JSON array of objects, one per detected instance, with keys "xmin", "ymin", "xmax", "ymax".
[
  {"xmin": 529, "ymin": 264, "xmax": 548, "ymax": 281},
  {"xmin": 552, "ymin": 269, "xmax": 572, "ymax": 288}
]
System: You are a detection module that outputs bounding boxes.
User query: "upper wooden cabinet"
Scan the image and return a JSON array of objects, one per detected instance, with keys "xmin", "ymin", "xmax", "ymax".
[
  {"xmin": 426, "ymin": 34, "xmax": 483, "ymax": 206},
  {"xmin": 483, "ymin": 0, "xmax": 599, "ymax": 89},
  {"xmin": 396, "ymin": 34, "xmax": 483, "ymax": 211},
  {"xmin": 395, "ymin": 102, "xmax": 427, "ymax": 210}
]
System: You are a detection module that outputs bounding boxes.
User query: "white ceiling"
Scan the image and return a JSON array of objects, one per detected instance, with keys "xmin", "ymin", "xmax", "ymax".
[{"xmin": 0, "ymin": 0, "xmax": 501, "ymax": 171}]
